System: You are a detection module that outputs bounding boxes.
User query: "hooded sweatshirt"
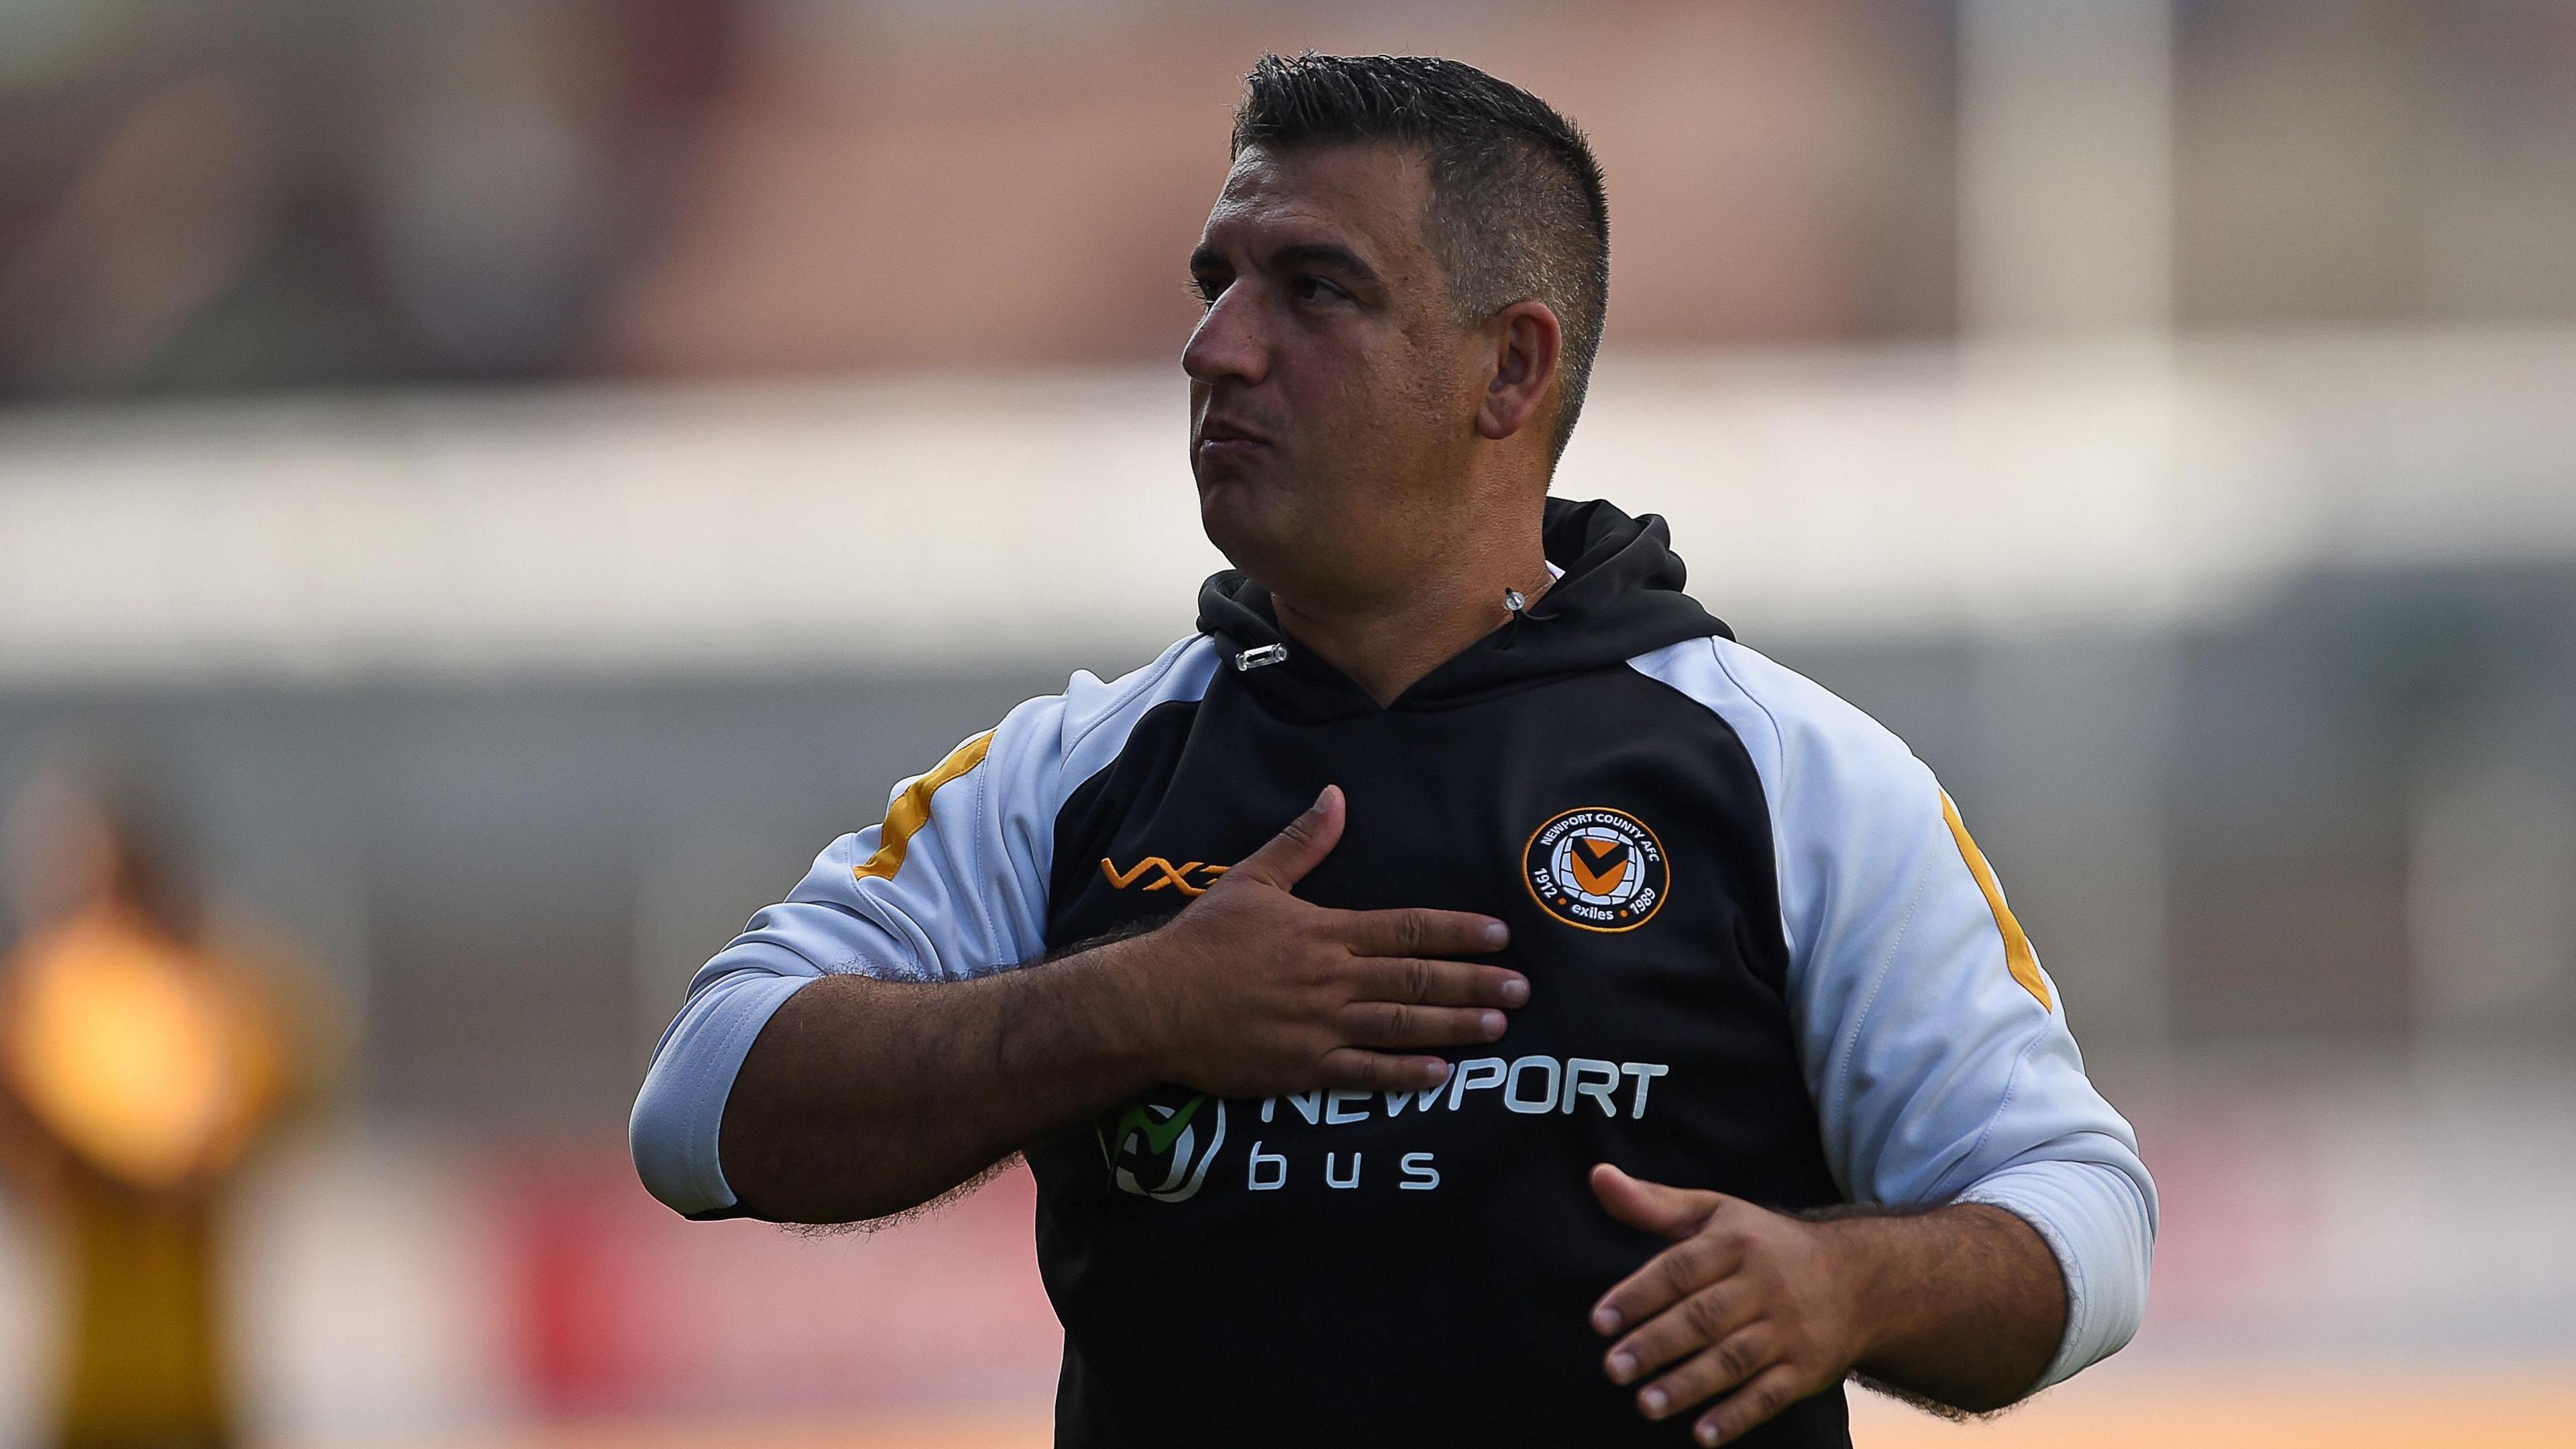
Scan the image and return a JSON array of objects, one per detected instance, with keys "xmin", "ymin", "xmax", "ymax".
[{"xmin": 632, "ymin": 498, "xmax": 2155, "ymax": 1448}]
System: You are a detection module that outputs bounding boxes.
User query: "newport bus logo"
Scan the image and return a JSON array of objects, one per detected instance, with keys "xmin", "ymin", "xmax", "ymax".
[
  {"xmin": 1098, "ymin": 1087, "xmax": 1228, "ymax": 1202},
  {"xmin": 1525, "ymin": 806, "xmax": 1668, "ymax": 932}
]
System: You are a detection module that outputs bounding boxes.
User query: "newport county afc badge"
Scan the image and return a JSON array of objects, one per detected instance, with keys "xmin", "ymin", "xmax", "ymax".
[{"xmin": 1524, "ymin": 806, "xmax": 1668, "ymax": 932}]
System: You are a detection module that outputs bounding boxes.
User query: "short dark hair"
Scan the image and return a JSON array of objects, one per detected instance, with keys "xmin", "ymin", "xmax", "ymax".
[{"xmin": 1231, "ymin": 53, "xmax": 1610, "ymax": 462}]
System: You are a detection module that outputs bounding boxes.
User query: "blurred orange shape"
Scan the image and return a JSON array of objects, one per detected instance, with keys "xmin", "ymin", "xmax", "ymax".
[{"xmin": 5, "ymin": 910, "xmax": 269, "ymax": 1191}]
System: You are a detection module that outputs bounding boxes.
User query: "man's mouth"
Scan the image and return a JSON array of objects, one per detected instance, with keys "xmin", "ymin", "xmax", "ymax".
[{"xmin": 1197, "ymin": 417, "xmax": 1272, "ymax": 450}]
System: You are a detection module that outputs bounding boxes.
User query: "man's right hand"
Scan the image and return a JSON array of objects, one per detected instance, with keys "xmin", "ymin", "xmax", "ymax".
[
  {"xmin": 1108, "ymin": 784, "xmax": 1527, "ymax": 1097},
  {"xmin": 712, "ymin": 784, "xmax": 1524, "ymax": 1223}
]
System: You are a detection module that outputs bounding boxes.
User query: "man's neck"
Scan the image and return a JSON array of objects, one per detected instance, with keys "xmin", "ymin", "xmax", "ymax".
[{"xmin": 1271, "ymin": 543, "xmax": 1555, "ymax": 707}]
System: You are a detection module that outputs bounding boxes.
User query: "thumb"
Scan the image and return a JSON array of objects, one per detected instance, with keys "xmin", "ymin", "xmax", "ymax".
[
  {"xmin": 1229, "ymin": 786, "xmax": 1345, "ymax": 891},
  {"xmin": 1591, "ymin": 1163, "xmax": 1722, "ymax": 1241}
]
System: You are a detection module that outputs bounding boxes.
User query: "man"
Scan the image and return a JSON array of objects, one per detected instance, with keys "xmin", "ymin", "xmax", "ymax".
[
  {"xmin": 633, "ymin": 54, "xmax": 2153, "ymax": 1448},
  {"xmin": 0, "ymin": 771, "xmax": 305, "ymax": 1449}
]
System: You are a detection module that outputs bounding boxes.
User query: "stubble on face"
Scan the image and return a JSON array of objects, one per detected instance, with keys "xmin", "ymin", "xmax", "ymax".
[{"xmin": 1183, "ymin": 144, "xmax": 1489, "ymax": 613}]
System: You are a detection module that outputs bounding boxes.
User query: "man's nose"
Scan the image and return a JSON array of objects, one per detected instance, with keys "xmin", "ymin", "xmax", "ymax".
[{"xmin": 1181, "ymin": 282, "xmax": 1269, "ymax": 386}]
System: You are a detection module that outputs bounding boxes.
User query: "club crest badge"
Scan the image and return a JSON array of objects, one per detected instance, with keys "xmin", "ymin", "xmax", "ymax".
[{"xmin": 1524, "ymin": 806, "xmax": 1668, "ymax": 932}]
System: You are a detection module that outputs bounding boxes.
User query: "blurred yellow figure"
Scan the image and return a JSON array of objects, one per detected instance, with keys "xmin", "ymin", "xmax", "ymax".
[{"xmin": 0, "ymin": 774, "xmax": 300, "ymax": 1449}]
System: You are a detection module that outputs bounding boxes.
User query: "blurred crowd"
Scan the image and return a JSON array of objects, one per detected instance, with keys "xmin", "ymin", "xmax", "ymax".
[{"xmin": 4, "ymin": 0, "xmax": 2575, "ymax": 405}]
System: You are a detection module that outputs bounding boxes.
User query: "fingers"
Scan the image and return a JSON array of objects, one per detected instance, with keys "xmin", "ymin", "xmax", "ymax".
[
  {"xmin": 1591, "ymin": 1198, "xmax": 1739, "ymax": 1337},
  {"xmin": 1630, "ymin": 1324, "xmax": 1778, "ymax": 1426},
  {"xmin": 1338, "ymin": 906, "xmax": 1510, "ymax": 959},
  {"xmin": 1338, "ymin": 1000, "xmax": 1510, "ymax": 1051},
  {"xmin": 1605, "ymin": 1279, "xmax": 1758, "ymax": 1387},
  {"xmin": 1591, "ymin": 1163, "xmax": 1725, "ymax": 1246},
  {"xmin": 1349, "ymin": 957, "xmax": 1529, "ymax": 1008},
  {"xmin": 1692, "ymin": 1363, "xmax": 1810, "ymax": 1446},
  {"xmin": 1229, "ymin": 786, "xmax": 1344, "ymax": 890},
  {"xmin": 1315, "ymin": 1046, "xmax": 1452, "ymax": 1093}
]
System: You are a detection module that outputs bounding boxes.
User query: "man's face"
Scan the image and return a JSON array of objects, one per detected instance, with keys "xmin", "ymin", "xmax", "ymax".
[{"xmin": 1184, "ymin": 144, "xmax": 1487, "ymax": 608}]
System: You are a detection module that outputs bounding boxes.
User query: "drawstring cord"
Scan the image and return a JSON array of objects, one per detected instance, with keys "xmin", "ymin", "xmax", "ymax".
[
  {"xmin": 1237, "ymin": 582, "xmax": 1540, "ymax": 667},
  {"xmin": 1497, "ymin": 586, "xmax": 1531, "ymax": 650}
]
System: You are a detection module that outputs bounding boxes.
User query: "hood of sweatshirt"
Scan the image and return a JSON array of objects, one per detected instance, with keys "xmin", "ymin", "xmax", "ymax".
[{"xmin": 1195, "ymin": 496, "xmax": 1731, "ymax": 722}]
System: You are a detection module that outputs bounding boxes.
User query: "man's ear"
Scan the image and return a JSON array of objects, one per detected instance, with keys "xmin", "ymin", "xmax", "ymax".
[{"xmin": 1474, "ymin": 299, "xmax": 1564, "ymax": 443}]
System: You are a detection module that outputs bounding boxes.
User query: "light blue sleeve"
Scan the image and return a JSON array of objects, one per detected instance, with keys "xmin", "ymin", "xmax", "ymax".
[
  {"xmin": 629, "ymin": 636, "xmax": 1222, "ymax": 1218},
  {"xmin": 1629, "ymin": 636, "xmax": 2157, "ymax": 1394}
]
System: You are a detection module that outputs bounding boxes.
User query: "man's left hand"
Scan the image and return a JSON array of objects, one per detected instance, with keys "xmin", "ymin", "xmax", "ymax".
[
  {"xmin": 1587, "ymin": 1161, "xmax": 2068, "ymax": 1444},
  {"xmin": 1587, "ymin": 1163, "xmax": 1865, "ymax": 1446}
]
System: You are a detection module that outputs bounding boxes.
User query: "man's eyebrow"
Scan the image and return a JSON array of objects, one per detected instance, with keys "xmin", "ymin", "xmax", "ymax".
[
  {"xmin": 1190, "ymin": 239, "xmax": 1383, "ymax": 284},
  {"xmin": 1269, "ymin": 241, "xmax": 1381, "ymax": 287}
]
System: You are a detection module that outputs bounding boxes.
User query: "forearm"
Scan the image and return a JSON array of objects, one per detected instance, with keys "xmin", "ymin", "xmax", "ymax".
[
  {"xmin": 717, "ymin": 940, "xmax": 1157, "ymax": 1224},
  {"xmin": 1821, "ymin": 1202, "xmax": 2066, "ymax": 1411},
  {"xmin": 690, "ymin": 787, "xmax": 1525, "ymax": 1224}
]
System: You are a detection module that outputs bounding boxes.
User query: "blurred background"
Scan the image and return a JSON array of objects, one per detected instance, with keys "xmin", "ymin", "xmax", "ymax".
[{"xmin": 2, "ymin": 1, "xmax": 2574, "ymax": 1445}]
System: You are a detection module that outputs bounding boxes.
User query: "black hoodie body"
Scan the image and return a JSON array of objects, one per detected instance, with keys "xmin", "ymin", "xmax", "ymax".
[{"xmin": 1026, "ymin": 498, "xmax": 1850, "ymax": 1447}]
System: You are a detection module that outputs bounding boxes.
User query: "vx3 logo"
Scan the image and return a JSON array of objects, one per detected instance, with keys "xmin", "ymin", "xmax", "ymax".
[{"xmin": 1099, "ymin": 856, "xmax": 1228, "ymax": 896}]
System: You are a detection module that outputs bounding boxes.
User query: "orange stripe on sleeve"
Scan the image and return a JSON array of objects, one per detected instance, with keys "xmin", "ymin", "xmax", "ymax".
[
  {"xmin": 853, "ymin": 731, "xmax": 995, "ymax": 883},
  {"xmin": 1939, "ymin": 791, "xmax": 2052, "ymax": 1011}
]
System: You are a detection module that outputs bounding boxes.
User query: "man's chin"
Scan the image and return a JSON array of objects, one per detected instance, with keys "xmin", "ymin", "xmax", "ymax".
[
  {"xmin": 1194, "ymin": 460, "xmax": 1285, "ymax": 513},
  {"xmin": 1196, "ymin": 481, "xmax": 1299, "ymax": 580}
]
